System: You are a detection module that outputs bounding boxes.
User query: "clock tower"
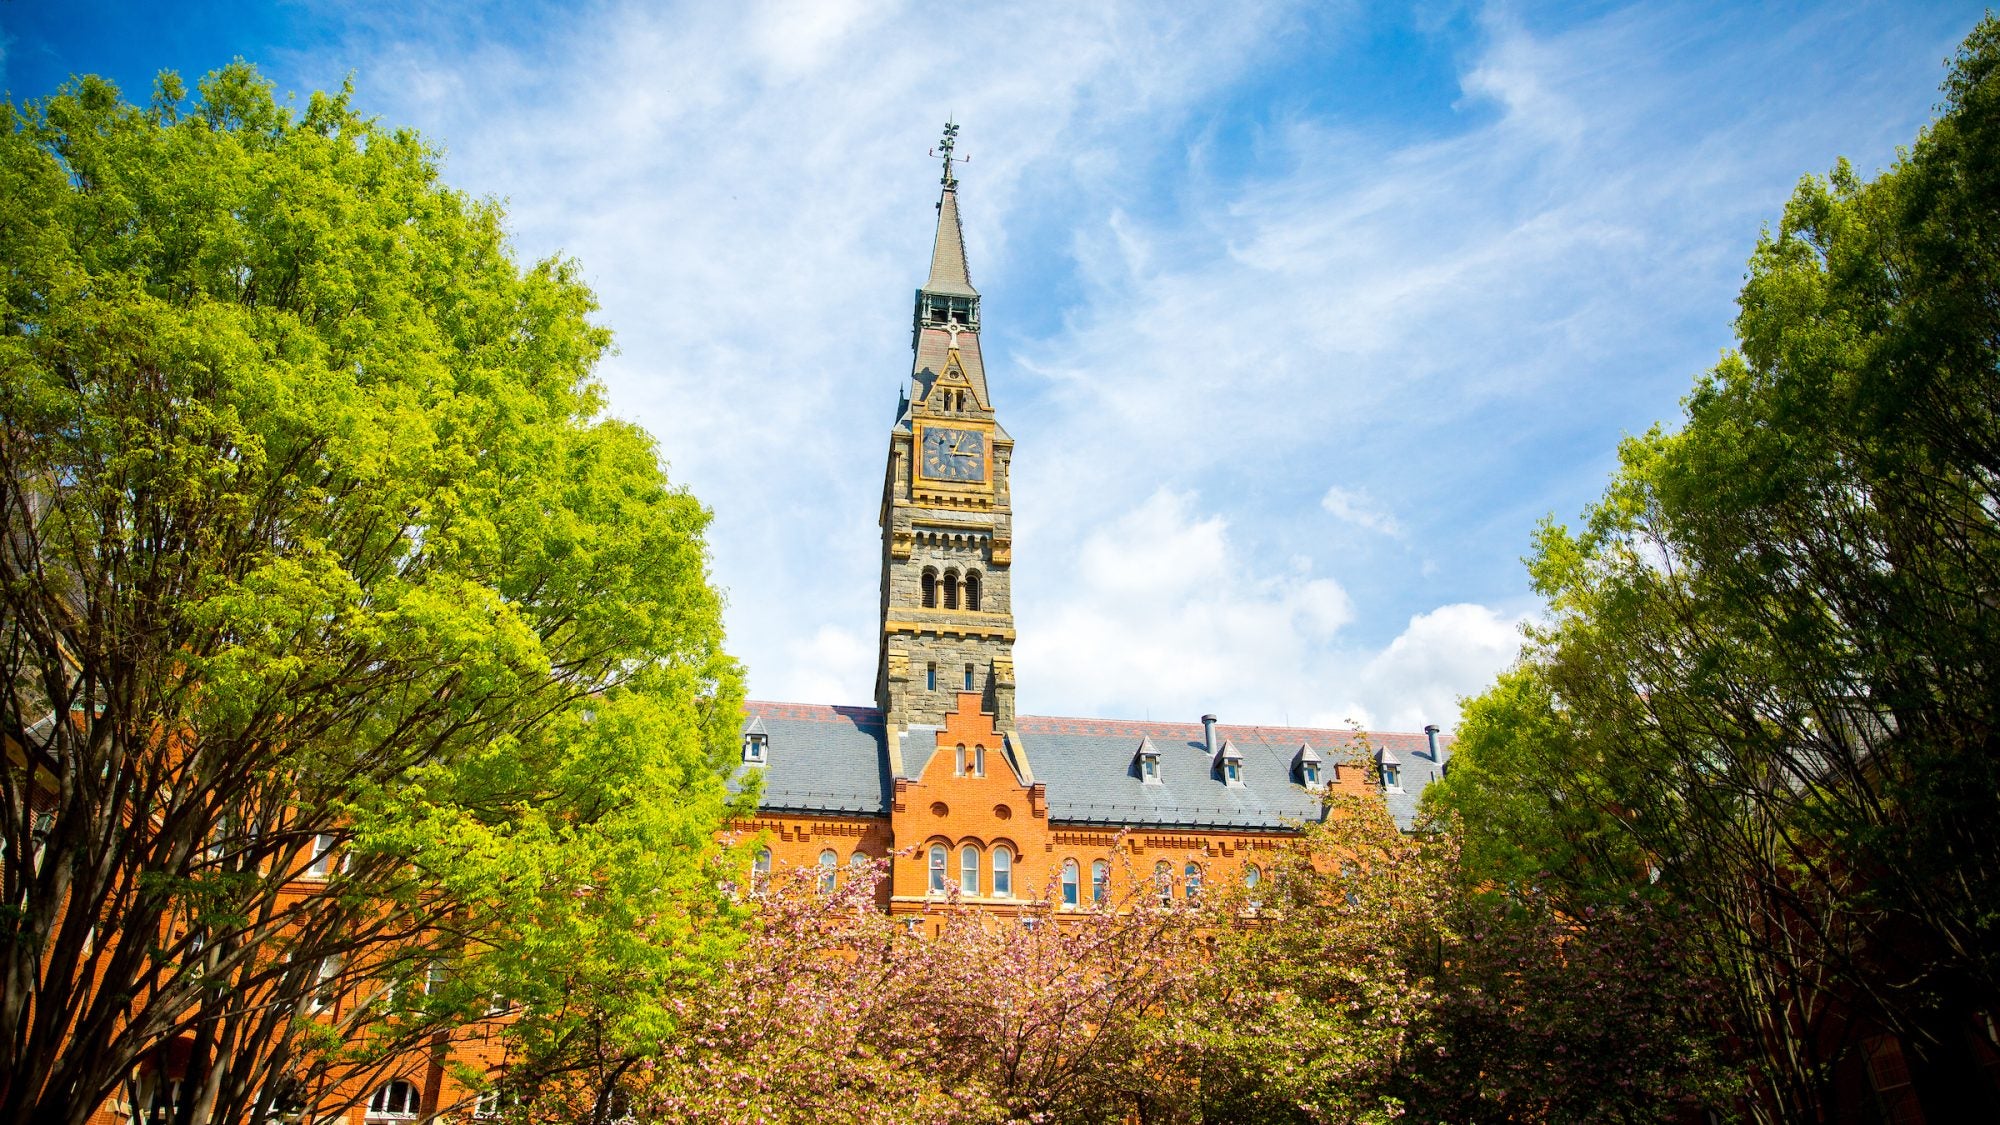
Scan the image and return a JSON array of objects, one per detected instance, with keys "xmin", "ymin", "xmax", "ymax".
[{"xmin": 876, "ymin": 123, "xmax": 1017, "ymax": 742}]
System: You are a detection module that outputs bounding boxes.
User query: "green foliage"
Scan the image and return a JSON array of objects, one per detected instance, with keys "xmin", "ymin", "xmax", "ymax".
[
  {"xmin": 1434, "ymin": 17, "xmax": 2000, "ymax": 1121},
  {"xmin": 0, "ymin": 64, "xmax": 746, "ymax": 1122}
]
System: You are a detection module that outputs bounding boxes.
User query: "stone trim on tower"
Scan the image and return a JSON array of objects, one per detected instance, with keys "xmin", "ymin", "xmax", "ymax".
[{"xmin": 878, "ymin": 124, "xmax": 1017, "ymax": 740}]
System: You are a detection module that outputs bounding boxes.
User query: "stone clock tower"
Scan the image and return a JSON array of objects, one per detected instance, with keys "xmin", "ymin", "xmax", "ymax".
[{"xmin": 876, "ymin": 124, "xmax": 1017, "ymax": 741}]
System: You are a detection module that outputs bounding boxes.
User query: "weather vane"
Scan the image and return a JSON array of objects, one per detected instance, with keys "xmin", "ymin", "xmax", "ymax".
[{"xmin": 929, "ymin": 120, "xmax": 967, "ymax": 189}]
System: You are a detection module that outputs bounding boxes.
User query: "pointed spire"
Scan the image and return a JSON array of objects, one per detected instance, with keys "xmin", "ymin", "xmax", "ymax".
[
  {"xmin": 924, "ymin": 122, "xmax": 977, "ymax": 298},
  {"xmin": 926, "ymin": 182, "xmax": 978, "ymax": 298}
]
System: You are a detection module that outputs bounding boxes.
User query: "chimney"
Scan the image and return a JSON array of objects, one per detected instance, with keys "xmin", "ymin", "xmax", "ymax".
[
  {"xmin": 1201, "ymin": 714, "xmax": 1218, "ymax": 756},
  {"xmin": 1424, "ymin": 724, "xmax": 1441, "ymax": 760}
]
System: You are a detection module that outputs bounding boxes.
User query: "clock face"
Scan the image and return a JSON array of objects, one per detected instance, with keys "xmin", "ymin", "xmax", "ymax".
[{"xmin": 919, "ymin": 427, "xmax": 986, "ymax": 482}]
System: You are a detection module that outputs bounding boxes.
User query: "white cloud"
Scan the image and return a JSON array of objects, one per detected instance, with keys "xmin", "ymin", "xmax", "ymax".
[
  {"xmin": 1320, "ymin": 485, "xmax": 1405, "ymax": 538},
  {"xmin": 768, "ymin": 625, "xmax": 875, "ymax": 707},
  {"xmin": 287, "ymin": 0, "xmax": 1965, "ymax": 734},
  {"xmin": 1348, "ymin": 603, "xmax": 1530, "ymax": 732},
  {"xmin": 1016, "ymin": 489, "xmax": 1354, "ymax": 716}
]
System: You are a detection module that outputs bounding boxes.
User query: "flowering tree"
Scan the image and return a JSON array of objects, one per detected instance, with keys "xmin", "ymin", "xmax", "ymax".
[{"xmin": 516, "ymin": 854, "xmax": 1205, "ymax": 1125}]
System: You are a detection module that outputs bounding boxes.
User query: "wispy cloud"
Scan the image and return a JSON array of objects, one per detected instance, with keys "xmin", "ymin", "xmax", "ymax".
[
  {"xmin": 1320, "ymin": 485, "xmax": 1405, "ymax": 539},
  {"xmin": 228, "ymin": 0, "xmax": 1981, "ymax": 732}
]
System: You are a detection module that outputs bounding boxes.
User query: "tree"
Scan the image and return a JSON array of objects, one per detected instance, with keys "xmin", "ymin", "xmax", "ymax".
[
  {"xmin": 0, "ymin": 66, "xmax": 747, "ymax": 1125},
  {"xmin": 1157, "ymin": 792, "xmax": 1728, "ymax": 1125},
  {"xmin": 1429, "ymin": 18, "xmax": 2000, "ymax": 1121},
  {"xmin": 580, "ymin": 856, "xmax": 1206, "ymax": 1125}
]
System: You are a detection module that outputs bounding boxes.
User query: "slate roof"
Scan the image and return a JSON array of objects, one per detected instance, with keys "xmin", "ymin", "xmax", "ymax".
[
  {"xmin": 731, "ymin": 702, "xmax": 891, "ymax": 817},
  {"xmin": 924, "ymin": 188, "xmax": 978, "ymax": 297},
  {"xmin": 735, "ymin": 702, "xmax": 1452, "ymax": 831}
]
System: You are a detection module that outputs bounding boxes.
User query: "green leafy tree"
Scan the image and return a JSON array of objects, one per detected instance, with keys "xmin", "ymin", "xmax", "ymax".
[
  {"xmin": 0, "ymin": 66, "xmax": 747, "ymax": 1125},
  {"xmin": 1156, "ymin": 791, "xmax": 1728, "ymax": 1125},
  {"xmin": 1430, "ymin": 17, "xmax": 2000, "ymax": 1121}
]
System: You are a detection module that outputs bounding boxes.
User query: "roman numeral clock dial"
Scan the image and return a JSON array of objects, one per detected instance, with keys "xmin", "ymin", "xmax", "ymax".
[{"xmin": 920, "ymin": 426, "xmax": 985, "ymax": 482}]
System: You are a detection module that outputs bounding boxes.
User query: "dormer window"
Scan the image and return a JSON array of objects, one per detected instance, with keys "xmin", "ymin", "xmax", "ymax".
[
  {"xmin": 742, "ymin": 717, "xmax": 769, "ymax": 764},
  {"xmin": 1294, "ymin": 742, "xmax": 1325, "ymax": 790},
  {"xmin": 1377, "ymin": 746, "xmax": 1404, "ymax": 791},
  {"xmin": 1214, "ymin": 739, "xmax": 1245, "ymax": 786},
  {"xmin": 1134, "ymin": 736, "xmax": 1162, "ymax": 784}
]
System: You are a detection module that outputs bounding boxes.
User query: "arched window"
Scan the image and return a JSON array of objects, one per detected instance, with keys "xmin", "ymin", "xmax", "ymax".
[
  {"xmin": 366, "ymin": 1080, "xmax": 420, "ymax": 1121},
  {"xmin": 993, "ymin": 846, "xmax": 1013, "ymax": 898},
  {"xmin": 965, "ymin": 571, "xmax": 982, "ymax": 611},
  {"xmin": 818, "ymin": 849, "xmax": 838, "ymax": 893},
  {"xmin": 943, "ymin": 570, "xmax": 960, "ymax": 610},
  {"xmin": 973, "ymin": 744, "xmax": 986, "ymax": 777},
  {"xmin": 850, "ymin": 850, "xmax": 870, "ymax": 871},
  {"xmin": 1091, "ymin": 859, "xmax": 1110, "ymax": 906},
  {"xmin": 1061, "ymin": 859, "xmax": 1080, "ymax": 907},
  {"xmin": 921, "ymin": 569, "xmax": 937, "ymax": 608},
  {"xmin": 752, "ymin": 847, "xmax": 772, "ymax": 891},
  {"xmin": 929, "ymin": 844, "xmax": 948, "ymax": 895},
  {"xmin": 1154, "ymin": 860, "xmax": 1174, "ymax": 906},
  {"xmin": 1185, "ymin": 862, "xmax": 1203, "ymax": 902},
  {"xmin": 1245, "ymin": 864, "xmax": 1263, "ymax": 910},
  {"xmin": 960, "ymin": 845, "xmax": 981, "ymax": 896},
  {"xmin": 955, "ymin": 743, "xmax": 968, "ymax": 775}
]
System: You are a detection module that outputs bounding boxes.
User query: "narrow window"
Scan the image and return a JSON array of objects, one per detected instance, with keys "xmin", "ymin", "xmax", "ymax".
[
  {"xmin": 927, "ymin": 662, "xmax": 937, "ymax": 692},
  {"xmin": 1154, "ymin": 861, "xmax": 1174, "ymax": 906},
  {"xmin": 974, "ymin": 744, "xmax": 986, "ymax": 777},
  {"xmin": 943, "ymin": 571, "xmax": 960, "ymax": 609},
  {"xmin": 309, "ymin": 955, "xmax": 340, "ymax": 1013},
  {"xmin": 993, "ymin": 846, "xmax": 1013, "ymax": 897},
  {"xmin": 366, "ymin": 1079, "xmax": 420, "ymax": 1121},
  {"xmin": 1185, "ymin": 862, "xmax": 1203, "ymax": 902},
  {"xmin": 752, "ymin": 847, "xmax": 772, "ymax": 890},
  {"xmin": 1061, "ymin": 859, "xmax": 1080, "ymax": 907},
  {"xmin": 921, "ymin": 569, "xmax": 937, "ymax": 608},
  {"xmin": 955, "ymin": 743, "xmax": 967, "ymax": 776},
  {"xmin": 964, "ymin": 663, "xmax": 975, "ymax": 691},
  {"xmin": 960, "ymin": 845, "xmax": 981, "ymax": 896},
  {"xmin": 1224, "ymin": 760, "xmax": 1241, "ymax": 785},
  {"xmin": 305, "ymin": 834, "xmax": 337, "ymax": 879},
  {"xmin": 1383, "ymin": 764, "xmax": 1401, "ymax": 789},
  {"xmin": 473, "ymin": 1088, "xmax": 512, "ymax": 1120},
  {"xmin": 965, "ymin": 571, "xmax": 981, "ymax": 611},
  {"xmin": 818, "ymin": 849, "xmax": 838, "ymax": 894},
  {"xmin": 1091, "ymin": 860, "xmax": 1110, "ymax": 906},
  {"xmin": 929, "ymin": 844, "xmax": 948, "ymax": 895}
]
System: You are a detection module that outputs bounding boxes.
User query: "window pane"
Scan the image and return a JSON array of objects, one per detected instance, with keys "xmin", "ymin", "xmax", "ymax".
[
  {"xmin": 929, "ymin": 845, "xmax": 947, "ymax": 894},
  {"xmin": 993, "ymin": 847, "xmax": 1012, "ymax": 897},
  {"xmin": 960, "ymin": 846, "xmax": 980, "ymax": 896},
  {"xmin": 1061, "ymin": 859, "xmax": 1079, "ymax": 906}
]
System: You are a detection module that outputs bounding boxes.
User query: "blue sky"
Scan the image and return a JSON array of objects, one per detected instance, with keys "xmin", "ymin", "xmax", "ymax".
[{"xmin": 4, "ymin": 0, "xmax": 1986, "ymax": 732}]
